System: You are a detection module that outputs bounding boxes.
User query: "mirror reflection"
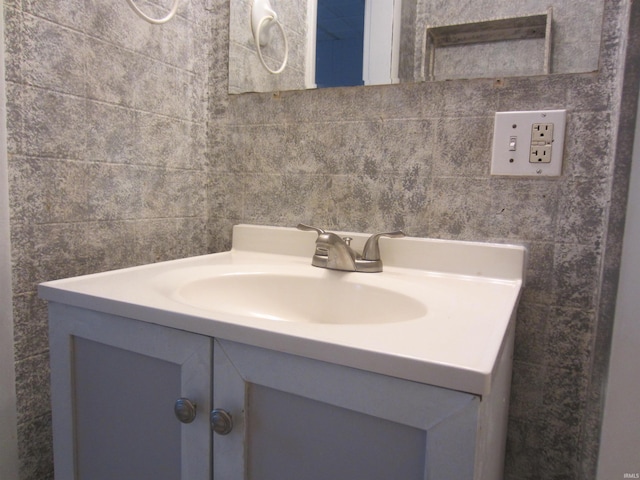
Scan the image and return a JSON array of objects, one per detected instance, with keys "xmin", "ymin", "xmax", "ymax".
[{"xmin": 229, "ymin": 0, "xmax": 604, "ymax": 94}]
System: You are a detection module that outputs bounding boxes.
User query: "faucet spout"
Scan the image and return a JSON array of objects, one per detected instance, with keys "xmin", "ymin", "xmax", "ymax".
[
  {"xmin": 315, "ymin": 232, "xmax": 357, "ymax": 271},
  {"xmin": 297, "ymin": 224, "xmax": 404, "ymax": 273}
]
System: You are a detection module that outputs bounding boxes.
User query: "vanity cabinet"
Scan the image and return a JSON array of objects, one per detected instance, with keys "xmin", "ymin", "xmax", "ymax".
[
  {"xmin": 49, "ymin": 304, "xmax": 484, "ymax": 480},
  {"xmin": 48, "ymin": 303, "xmax": 212, "ymax": 480},
  {"xmin": 214, "ymin": 338, "xmax": 480, "ymax": 480},
  {"xmin": 44, "ymin": 224, "xmax": 524, "ymax": 480}
]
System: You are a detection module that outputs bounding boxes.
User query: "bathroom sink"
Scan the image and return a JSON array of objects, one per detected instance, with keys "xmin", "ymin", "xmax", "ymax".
[
  {"xmin": 173, "ymin": 267, "xmax": 427, "ymax": 324},
  {"xmin": 39, "ymin": 224, "xmax": 527, "ymax": 395}
]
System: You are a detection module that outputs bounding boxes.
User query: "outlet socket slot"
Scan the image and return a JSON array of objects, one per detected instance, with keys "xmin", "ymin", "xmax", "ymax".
[
  {"xmin": 530, "ymin": 145, "xmax": 552, "ymax": 163},
  {"xmin": 532, "ymin": 123, "xmax": 554, "ymax": 144}
]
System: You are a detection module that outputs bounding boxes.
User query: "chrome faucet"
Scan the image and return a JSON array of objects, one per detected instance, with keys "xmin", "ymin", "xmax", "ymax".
[{"xmin": 297, "ymin": 224, "xmax": 405, "ymax": 273}]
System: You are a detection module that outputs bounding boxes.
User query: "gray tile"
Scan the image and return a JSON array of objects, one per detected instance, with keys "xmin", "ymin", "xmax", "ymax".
[
  {"xmin": 555, "ymin": 176, "xmax": 608, "ymax": 245},
  {"xmin": 135, "ymin": 217, "xmax": 208, "ymax": 264},
  {"xmin": 562, "ymin": 112, "xmax": 613, "ymax": 178},
  {"xmin": 140, "ymin": 167, "xmax": 206, "ymax": 219},
  {"xmin": 208, "ymin": 124, "xmax": 237, "ymax": 173},
  {"xmin": 427, "ymin": 177, "xmax": 491, "ymax": 240},
  {"xmin": 519, "ymin": 241, "xmax": 555, "ymax": 305},
  {"xmin": 439, "ymin": 79, "xmax": 500, "ymax": 117},
  {"xmin": 566, "ymin": 76, "xmax": 614, "ymax": 114},
  {"xmin": 552, "ymin": 243, "xmax": 601, "ymax": 309},
  {"xmin": 23, "ymin": 0, "xmax": 85, "ymax": 30},
  {"xmin": 17, "ymin": 413, "xmax": 54, "ymax": 480},
  {"xmin": 3, "ymin": 0, "xmax": 22, "ymax": 10},
  {"xmin": 84, "ymin": 220, "xmax": 139, "ymax": 273},
  {"xmin": 85, "ymin": 37, "xmax": 139, "ymax": 107},
  {"xmin": 373, "ymin": 119, "xmax": 435, "ymax": 177},
  {"xmin": 513, "ymin": 303, "xmax": 550, "ymax": 366},
  {"xmin": 331, "ymin": 173, "xmax": 427, "ymax": 233},
  {"xmin": 85, "ymin": 101, "xmax": 140, "ymax": 164},
  {"xmin": 490, "ymin": 178, "xmax": 560, "ymax": 242},
  {"xmin": 15, "ymin": 353, "xmax": 51, "ymax": 425},
  {"xmin": 86, "ymin": 163, "xmax": 145, "ymax": 221},
  {"xmin": 85, "ymin": 0, "xmax": 161, "ymax": 57},
  {"xmin": 545, "ymin": 307, "xmax": 595, "ymax": 374},
  {"xmin": 284, "ymin": 122, "xmax": 336, "ymax": 175},
  {"xmin": 578, "ymin": 378, "xmax": 606, "ymax": 480},
  {"xmin": 9, "ymin": 156, "xmax": 90, "ymax": 224},
  {"xmin": 22, "ymin": 13, "xmax": 86, "ymax": 95},
  {"xmin": 504, "ymin": 418, "xmax": 542, "ymax": 480},
  {"xmin": 535, "ymin": 365, "xmax": 589, "ymax": 478},
  {"xmin": 10, "ymin": 222, "xmax": 90, "ymax": 294},
  {"xmin": 3, "ymin": 6, "xmax": 23, "ymax": 84},
  {"xmin": 4, "ymin": 82, "xmax": 24, "ymax": 155},
  {"xmin": 12, "ymin": 293, "xmax": 49, "ymax": 362},
  {"xmin": 229, "ymin": 123, "xmax": 289, "ymax": 174},
  {"xmin": 433, "ymin": 116, "xmax": 492, "ymax": 177},
  {"xmin": 542, "ymin": 366, "xmax": 589, "ymax": 427},
  {"xmin": 244, "ymin": 173, "xmax": 332, "ymax": 227},
  {"xmin": 22, "ymin": 87, "xmax": 87, "ymax": 159},
  {"xmin": 497, "ymin": 75, "xmax": 569, "ymax": 112},
  {"xmin": 508, "ymin": 361, "xmax": 544, "ymax": 420},
  {"xmin": 207, "ymin": 216, "xmax": 235, "ymax": 253},
  {"xmin": 207, "ymin": 172, "xmax": 244, "ymax": 221},
  {"xmin": 167, "ymin": 66, "xmax": 204, "ymax": 121}
]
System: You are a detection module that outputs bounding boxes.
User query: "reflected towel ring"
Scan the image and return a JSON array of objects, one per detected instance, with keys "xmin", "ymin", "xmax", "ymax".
[
  {"xmin": 254, "ymin": 16, "xmax": 289, "ymax": 74},
  {"xmin": 126, "ymin": 0, "xmax": 180, "ymax": 24},
  {"xmin": 251, "ymin": 0, "xmax": 289, "ymax": 74}
]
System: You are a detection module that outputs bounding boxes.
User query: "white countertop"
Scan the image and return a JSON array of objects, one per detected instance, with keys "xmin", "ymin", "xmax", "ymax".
[{"xmin": 39, "ymin": 224, "xmax": 526, "ymax": 396}]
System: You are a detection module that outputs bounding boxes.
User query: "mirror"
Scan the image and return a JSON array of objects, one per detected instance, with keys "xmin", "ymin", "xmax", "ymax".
[{"xmin": 229, "ymin": 0, "xmax": 605, "ymax": 94}]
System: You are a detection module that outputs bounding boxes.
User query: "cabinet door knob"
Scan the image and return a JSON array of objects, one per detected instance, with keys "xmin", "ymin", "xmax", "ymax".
[
  {"xmin": 174, "ymin": 397, "xmax": 197, "ymax": 424},
  {"xmin": 210, "ymin": 408, "xmax": 233, "ymax": 435}
]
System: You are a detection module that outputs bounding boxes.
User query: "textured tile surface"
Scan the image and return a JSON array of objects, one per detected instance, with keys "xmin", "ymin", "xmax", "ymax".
[
  {"xmin": 208, "ymin": 2, "xmax": 637, "ymax": 480},
  {"xmin": 5, "ymin": 1, "xmax": 211, "ymax": 478},
  {"xmin": 4, "ymin": 1, "xmax": 638, "ymax": 480}
]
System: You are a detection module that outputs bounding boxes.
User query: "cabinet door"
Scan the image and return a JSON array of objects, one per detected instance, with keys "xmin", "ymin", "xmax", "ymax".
[
  {"xmin": 213, "ymin": 339, "xmax": 479, "ymax": 480},
  {"xmin": 49, "ymin": 303, "xmax": 212, "ymax": 480}
]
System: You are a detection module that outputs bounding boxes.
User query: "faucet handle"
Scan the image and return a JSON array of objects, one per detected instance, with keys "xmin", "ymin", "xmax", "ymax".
[
  {"xmin": 362, "ymin": 231, "xmax": 405, "ymax": 261},
  {"xmin": 297, "ymin": 223, "xmax": 325, "ymax": 235},
  {"xmin": 297, "ymin": 224, "xmax": 331, "ymax": 257}
]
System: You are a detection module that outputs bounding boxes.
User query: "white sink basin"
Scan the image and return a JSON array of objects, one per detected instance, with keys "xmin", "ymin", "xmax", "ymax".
[
  {"xmin": 38, "ymin": 224, "xmax": 526, "ymax": 395},
  {"xmin": 174, "ymin": 267, "xmax": 427, "ymax": 324}
]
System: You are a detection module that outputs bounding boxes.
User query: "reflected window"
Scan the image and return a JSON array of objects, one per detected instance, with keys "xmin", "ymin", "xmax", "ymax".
[{"xmin": 315, "ymin": 0, "xmax": 365, "ymax": 88}]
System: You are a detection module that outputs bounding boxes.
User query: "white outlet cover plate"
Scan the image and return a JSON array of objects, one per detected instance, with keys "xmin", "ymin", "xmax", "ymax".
[{"xmin": 491, "ymin": 109, "xmax": 566, "ymax": 177}]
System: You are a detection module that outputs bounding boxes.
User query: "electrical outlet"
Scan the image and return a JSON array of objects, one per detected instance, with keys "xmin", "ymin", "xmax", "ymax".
[
  {"xmin": 532, "ymin": 123, "xmax": 554, "ymax": 143},
  {"xmin": 491, "ymin": 109, "xmax": 566, "ymax": 176},
  {"xmin": 530, "ymin": 145, "xmax": 552, "ymax": 163}
]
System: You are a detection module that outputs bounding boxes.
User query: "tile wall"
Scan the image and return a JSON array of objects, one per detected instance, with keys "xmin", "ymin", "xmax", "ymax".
[
  {"xmin": 4, "ymin": 0, "xmax": 639, "ymax": 479},
  {"xmin": 5, "ymin": 0, "xmax": 210, "ymax": 477},
  {"xmin": 209, "ymin": 1, "xmax": 639, "ymax": 479}
]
